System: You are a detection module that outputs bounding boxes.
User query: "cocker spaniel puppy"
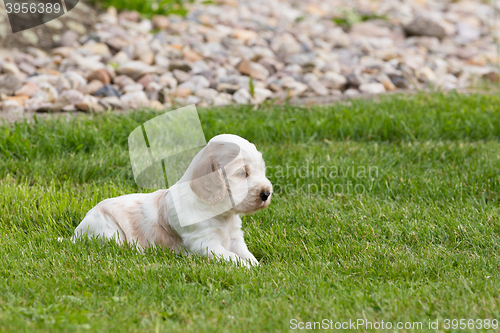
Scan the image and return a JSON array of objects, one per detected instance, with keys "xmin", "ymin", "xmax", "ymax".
[{"xmin": 73, "ymin": 134, "xmax": 272, "ymax": 268}]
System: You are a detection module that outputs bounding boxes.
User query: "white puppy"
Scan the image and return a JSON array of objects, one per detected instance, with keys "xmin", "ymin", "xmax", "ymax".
[{"xmin": 73, "ymin": 134, "xmax": 272, "ymax": 267}]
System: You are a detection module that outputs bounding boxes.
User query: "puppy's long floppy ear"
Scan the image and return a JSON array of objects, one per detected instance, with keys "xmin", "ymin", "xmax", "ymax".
[{"xmin": 190, "ymin": 144, "xmax": 226, "ymax": 205}]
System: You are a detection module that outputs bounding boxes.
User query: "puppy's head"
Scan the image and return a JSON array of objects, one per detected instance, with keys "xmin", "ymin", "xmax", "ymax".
[{"xmin": 189, "ymin": 134, "xmax": 272, "ymax": 214}]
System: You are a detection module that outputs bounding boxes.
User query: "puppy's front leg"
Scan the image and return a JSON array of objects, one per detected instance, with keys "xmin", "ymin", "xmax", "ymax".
[
  {"xmin": 229, "ymin": 230, "xmax": 259, "ymax": 267},
  {"xmin": 188, "ymin": 237, "xmax": 250, "ymax": 268}
]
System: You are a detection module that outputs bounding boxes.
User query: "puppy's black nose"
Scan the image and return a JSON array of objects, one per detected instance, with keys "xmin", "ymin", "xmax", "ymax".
[{"xmin": 260, "ymin": 191, "xmax": 270, "ymax": 201}]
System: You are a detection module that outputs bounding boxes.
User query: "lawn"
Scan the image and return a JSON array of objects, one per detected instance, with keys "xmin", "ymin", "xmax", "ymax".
[{"xmin": 0, "ymin": 92, "xmax": 500, "ymax": 332}]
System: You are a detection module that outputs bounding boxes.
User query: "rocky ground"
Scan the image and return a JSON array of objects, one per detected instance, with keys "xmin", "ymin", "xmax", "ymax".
[{"xmin": 0, "ymin": 0, "xmax": 499, "ymax": 117}]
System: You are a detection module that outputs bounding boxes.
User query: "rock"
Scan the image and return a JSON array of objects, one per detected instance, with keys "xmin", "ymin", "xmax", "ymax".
[
  {"xmin": 15, "ymin": 82, "xmax": 40, "ymax": 97},
  {"xmin": 2, "ymin": 100, "xmax": 24, "ymax": 114},
  {"xmin": 169, "ymin": 62, "xmax": 192, "ymax": 72},
  {"xmin": 83, "ymin": 80, "xmax": 105, "ymax": 95},
  {"xmin": 139, "ymin": 51, "xmax": 155, "ymax": 66},
  {"xmin": 81, "ymin": 43, "xmax": 111, "ymax": 56},
  {"xmin": 94, "ymin": 84, "xmax": 121, "ymax": 98},
  {"xmin": 0, "ymin": 74, "xmax": 22, "ymax": 95},
  {"xmin": 75, "ymin": 102, "xmax": 104, "ymax": 112},
  {"xmin": 60, "ymin": 30, "xmax": 80, "ymax": 46},
  {"xmin": 359, "ymin": 83, "xmax": 386, "ymax": 94},
  {"xmin": 87, "ymin": 69, "xmax": 111, "ymax": 85},
  {"xmin": 344, "ymin": 89, "xmax": 360, "ymax": 97},
  {"xmin": 280, "ymin": 76, "xmax": 308, "ymax": 97},
  {"xmin": 99, "ymin": 96, "xmax": 124, "ymax": 109},
  {"xmin": 350, "ymin": 22, "xmax": 392, "ymax": 38},
  {"xmin": 216, "ymin": 83, "xmax": 239, "ymax": 94},
  {"xmin": 404, "ymin": 17, "xmax": 446, "ymax": 39},
  {"xmin": 214, "ymin": 93, "xmax": 232, "ymax": 106},
  {"xmin": 113, "ymin": 75, "xmax": 136, "ymax": 88},
  {"xmin": 183, "ymin": 49, "xmax": 204, "ymax": 62},
  {"xmin": 237, "ymin": 60, "xmax": 270, "ymax": 81},
  {"xmin": 123, "ymin": 83, "xmax": 144, "ymax": 93},
  {"xmin": 116, "ymin": 61, "xmax": 156, "ymax": 80},
  {"xmin": 137, "ymin": 74, "xmax": 154, "ymax": 88},
  {"xmin": 1, "ymin": 62, "xmax": 21, "ymax": 75},
  {"xmin": 391, "ymin": 76, "xmax": 410, "ymax": 89},
  {"xmin": 456, "ymin": 22, "xmax": 481, "ymax": 44},
  {"xmin": 57, "ymin": 89, "xmax": 85, "ymax": 105},
  {"xmin": 174, "ymin": 86, "xmax": 192, "ymax": 98},
  {"xmin": 6, "ymin": 95, "xmax": 29, "ymax": 106},
  {"xmin": 57, "ymin": 72, "xmax": 87, "ymax": 91},
  {"xmin": 252, "ymin": 88, "xmax": 272, "ymax": 104},
  {"xmin": 321, "ymin": 72, "xmax": 347, "ymax": 90},
  {"xmin": 231, "ymin": 29, "xmax": 259, "ymax": 43},
  {"xmin": 52, "ymin": 46, "xmax": 76, "ymax": 58},
  {"xmin": 185, "ymin": 75, "xmax": 210, "ymax": 93},
  {"xmin": 195, "ymin": 88, "xmax": 218, "ymax": 104},
  {"xmin": 148, "ymin": 100, "xmax": 164, "ymax": 110},
  {"xmin": 119, "ymin": 11, "xmax": 141, "ymax": 22},
  {"xmin": 233, "ymin": 89, "xmax": 251, "ymax": 104},
  {"xmin": 18, "ymin": 62, "xmax": 37, "ymax": 75},
  {"xmin": 67, "ymin": 21, "xmax": 87, "ymax": 35},
  {"xmin": 173, "ymin": 70, "xmax": 191, "ymax": 83},
  {"xmin": 120, "ymin": 91, "xmax": 150, "ymax": 109},
  {"xmin": 35, "ymin": 103, "xmax": 65, "ymax": 113},
  {"xmin": 152, "ymin": 15, "xmax": 169, "ymax": 29}
]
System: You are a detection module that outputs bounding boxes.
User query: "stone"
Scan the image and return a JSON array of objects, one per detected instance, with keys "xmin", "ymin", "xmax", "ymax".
[
  {"xmin": 60, "ymin": 30, "xmax": 80, "ymax": 46},
  {"xmin": 405, "ymin": 17, "xmax": 446, "ymax": 39},
  {"xmin": 120, "ymin": 91, "xmax": 150, "ymax": 109},
  {"xmin": 233, "ymin": 89, "xmax": 251, "ymax": 104},
  {"xmin": 52, "ymin": 46, "xmax": 75, "ymax": 58},
  {"xmin": 183, "ymin": 49, "xmax": 204, "ymax": 62},
  {"xmin": 113, "ymin": 75, "xmax": 136, "ymax": 88},
  {"xmin": 344, "ymin": 89, "xmax": 360, "ymax": 97},
  {"xmin": 6, "ymin": 95, "xmax": 29, "ymax": 106},
  {"xmin": 83, "ymin": 80, "xmax": 105, "ymax": 95},
  {"xmin": 280, "ymin": 76, "xmax": 308, "ymax": 97},
  {"xmin": 15, "ymin": 82, "xmax": 40, "ymax": 97},
  {"xmin": 0, "ymin": 74, "xmax": 22, "ymax": 95},
  {"xmin": 237, "ymin": 60, "xmax": 269, "ymax": 81},
  {"xmin": 216, "ymin": 83, "xmax": 239, "ymax": 94},
  {"xmin": 123, "ymin": 83, "xmax": 144, "ymax": 93},
  {"xmin": 149, "ymin": 100, "xmax": 164, "ymax": 110},
  {"xmin": 137, "ymin": 74, "xmax": 154, "ymax": 88},
  {"xmin": 99, "ymin": 96, "xmax": 123, "ymax": 109},
  {"xmin": 174, "ymin": 86, "xmax": 192, "ymax": 98},
  {"xmin": 2, "ymin": 100, "xmax": 24, "ymax": 114},
  {"xmin": 456, "ymin": 22, "xmax": 481, "ymax": 43},
  {"xmin": 350, "ymin": 22, "xmax": 392, "ymax": 38},
  {"xmin": 139, "ymin": 51, "xmax": 155, "ymax": 66},
  {"xmin": 1, "ymin": 62, "xmax": 21, "ymax": 75},
  {"xmin": 321, "ymin": 72, "xmax": 347, "ymax": 90},
  {"xmin": 152, "ymin": 15, "xmax": 169, "ymax": 29},
  {"xmin": 359, "ymin": 83, "xmax": 386, "ymax": 94},
  {"xmin": 18, "ymin": 62, "xmax": 36, "ymax": 75},
  {"xmin": 81, "ymin": 43, "xmax": 111, "ymax": 56},
  {"xmin": 116, "ymin": 61, "xmax": 156, "ymax": 80},
  {"xmin": 94, "ymin": 84, "xmax": 121, "ymax": 98},
  {"xmin": 252, "ymin": 88, "xmax": 272, "ymax": 104},
  {"xmin": 214, "ymin": 93, "xmax": 232, "ymax": 106},
  {"xmin": 75, "ymin": 102, "xmax": 104, "ymax": 113},
  {"xmin": 87, "ymin": 69, "xmax": 111, "ymax": 85},
  {"xmin": 57, "ymin": 89, "xmax": 84, "ymax": 105},
  {"xmin": 185, "ymin": 75, "xmax": 210, "ymax": 93},
  {"xmin": 173, "ymin": 70, "xmax": 191, "ymax": 83}
]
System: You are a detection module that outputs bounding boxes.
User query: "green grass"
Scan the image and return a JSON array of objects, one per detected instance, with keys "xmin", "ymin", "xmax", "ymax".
[
  {"xmin": 1, "ymin": 92, "xmax": 500, "ymax": 332},
  {"xmin": 87, "ymin": 0, "xmax": 192, "ymax": 18}
]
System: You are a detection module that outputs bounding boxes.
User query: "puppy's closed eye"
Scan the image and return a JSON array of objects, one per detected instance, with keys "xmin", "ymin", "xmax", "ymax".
[{"xmin": 234, "ymin": 168, "xmax": 248, "ymax": 178}]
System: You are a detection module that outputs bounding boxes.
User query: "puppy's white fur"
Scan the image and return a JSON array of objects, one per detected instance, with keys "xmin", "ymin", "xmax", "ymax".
[{"xmin": 73, "ymin": 134, "xmax": 272, "ymax": 267}]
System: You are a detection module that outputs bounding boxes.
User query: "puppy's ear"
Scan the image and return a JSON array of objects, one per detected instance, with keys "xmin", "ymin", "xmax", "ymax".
[{"xmin": 190, "ymin": 144, "xmax": 226, "ymax": 205}]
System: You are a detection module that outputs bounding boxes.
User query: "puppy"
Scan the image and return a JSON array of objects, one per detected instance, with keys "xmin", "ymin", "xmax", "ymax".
[{"xmin": 73, "ymin": 134, "xmax": 272, "ymax": 267}]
